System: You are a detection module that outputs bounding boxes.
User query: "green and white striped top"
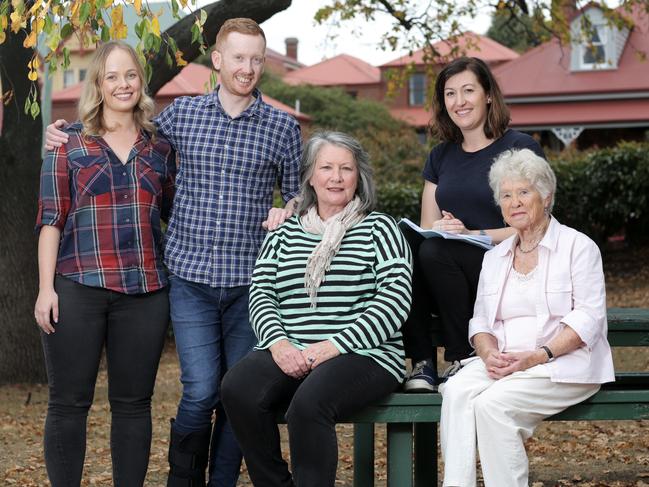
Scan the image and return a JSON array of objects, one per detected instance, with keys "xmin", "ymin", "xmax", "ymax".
[{"xmin": 250, "ymin": 211, "xmax": 413, "ymax": 380}]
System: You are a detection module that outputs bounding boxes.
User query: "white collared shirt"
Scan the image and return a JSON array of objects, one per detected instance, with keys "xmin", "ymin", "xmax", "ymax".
[{"xmin": 469, "ymin": 217, "xmax": 615, "ymax": 384}]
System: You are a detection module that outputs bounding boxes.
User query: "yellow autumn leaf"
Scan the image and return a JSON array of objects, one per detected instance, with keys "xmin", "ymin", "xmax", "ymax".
[
  {"xmin": 32, "ymin": 56, "xmax": 41, "ymax": 69},
  {"xmin": 34, "ymin": 17, "xmax": 45, "ymax": 34},
  {"xmin": 10, "ymin": 11, "xmax": 25, "ymax": 33},
  {"xmin": 178, "ymin": 0, "xmax": 187, "ymax": 8},
  {"xmin": 110, "ymin": 5, "xmax": 128, "ymax": 39},
  {"xmin": 23, "ymin": 29, "xmax": 37, "ymax": 47},
  {"xmin": 134, "ymin": 0, "xmax": 141, "ymax": 15},
  {"xmin": 110, "ymin": 4, "xmax": 123, "ymax": 24},
  {"xmin": 151, "ymin": 15, "xmax": 160, "ymax": 36},
  {"xmin": 109, "ymin": 22, "xmax": 127, "ymax": 39},
  {"xmin": 175, "ymin": 50, "xmax": 187, "ymax": 67},
  {"xmin": 28, "ymin": 70, "xmax": 38, "ymax": 81},
  {"xmin": 0, "ymin": 31, "xmax": 5, "ymax": 44},
  {"xmin": 1, "ymin": 15, "xmax": 7, "ymax": 29},
  {"xmin": 29, "ymin": 0, "xmax": 43, "ymax": 15}
]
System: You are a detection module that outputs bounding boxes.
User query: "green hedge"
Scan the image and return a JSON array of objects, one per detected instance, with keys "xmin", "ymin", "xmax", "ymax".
[
  {"xmin": 376, "ymin": 183, "xmax": 422, "ymax": 222},
  {"xmin": 374, "ymin": 142, "xmax": 649, "ymax": 244},
  {"xmin": 552, "ymin": 142, "xmax": 649, "ymax": 243}
]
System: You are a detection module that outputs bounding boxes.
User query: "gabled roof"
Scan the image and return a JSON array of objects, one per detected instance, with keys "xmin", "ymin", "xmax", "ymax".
[
  {"xmin": 493, "ymin": 5, "xmax": 649, "ymax": 97},
  {"xmin": 381, "ymin": 32, "xmax": 519, "ymax": 67},
  {"xmin": 53, "ymin": 63, "xmax": 311, "ymax": 122},
  {"xmin": 266, "ymin": 47, "xmax": 305, "ymax": 70},
  {"xmin": 283, "ymin": 54, "xmax": 380, "ymax": 86}
]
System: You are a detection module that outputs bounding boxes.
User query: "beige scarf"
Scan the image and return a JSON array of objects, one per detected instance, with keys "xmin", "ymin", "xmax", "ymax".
[{"xmin": 301, "ymin": 197, "xmax": 365, "ymax": 308}]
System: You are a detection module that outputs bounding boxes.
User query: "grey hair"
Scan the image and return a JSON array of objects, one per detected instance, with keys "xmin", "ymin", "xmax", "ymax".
[
  {"xmin": 489, "ymin": 148, "xmax": 557, "ymax": 212},
  {"xmin": 296, "ymin": 131, "xmax": 376, "ymax": 215}
]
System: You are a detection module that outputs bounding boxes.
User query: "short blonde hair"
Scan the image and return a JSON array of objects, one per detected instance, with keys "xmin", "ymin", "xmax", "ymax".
[
  {"xmin": 489, "ymin": 148, "xmax": 557, "ymax": 212},
  {"xmin": 215, "ymin": 18, "xmax": 266, "ymax": 50},
  {"xmin": 78, "ymin": 41, "xmax": 155, "ymax": 137}
]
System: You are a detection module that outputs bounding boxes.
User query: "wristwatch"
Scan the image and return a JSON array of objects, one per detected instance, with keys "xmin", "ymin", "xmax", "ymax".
[{"xmin": 540, "ymin": 345, "xmax": 555, "ymax": 362}]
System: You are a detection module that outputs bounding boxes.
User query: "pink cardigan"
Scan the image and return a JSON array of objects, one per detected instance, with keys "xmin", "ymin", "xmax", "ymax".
[{"xmin": 469, "ymin": 217, "xmax": 615, "ymax": 384}]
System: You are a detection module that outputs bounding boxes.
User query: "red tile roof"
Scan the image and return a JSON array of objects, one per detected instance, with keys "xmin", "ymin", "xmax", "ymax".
[
  {"xmin": 509, "ymin": 99, "xmax": 649, "ymax": 128},
  {"xmin": 493, "ymin": 6, "xmax": 649, "ymax": 97},
  {"xmin": 266, "ymin": 47, "xmax": 304, "ymax": 69},
  {"xmin": 283, "ymin": 54, "xmax": 381, "ymax": 86},
  {"xmin": 381, "ymin": 32, "xmax": 519, "ymax": 67},
  {"xmin": 53, "ymin": 63, "xmax": 311, "ymax": 122},
  {"xmin": 389, "ymin": 107, "xmax": 431, "ymax": 127}
]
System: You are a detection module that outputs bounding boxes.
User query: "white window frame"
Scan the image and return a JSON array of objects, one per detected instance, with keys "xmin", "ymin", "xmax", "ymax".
[{"xmin": 580, "ymin": 23, "xmax": 608, "ymax": 69}]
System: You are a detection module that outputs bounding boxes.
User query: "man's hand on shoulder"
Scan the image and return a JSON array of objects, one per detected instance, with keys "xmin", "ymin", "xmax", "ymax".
[
  {"xmin": 44, "ymin": 119, "xmax": 70, "ymax": 151},
  {"xmin": 262, "ymin": 198, "xmax": 298, "ymax": 231},
  {"xmin": 262, "ymin": 207, "xmax": 293, "ymax": 231}
]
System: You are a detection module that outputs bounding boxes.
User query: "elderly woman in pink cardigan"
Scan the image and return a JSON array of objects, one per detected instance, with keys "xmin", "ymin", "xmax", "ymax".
[{"xmin": 439, "ymin": 148, "xmax": 615, "ymax": 487}]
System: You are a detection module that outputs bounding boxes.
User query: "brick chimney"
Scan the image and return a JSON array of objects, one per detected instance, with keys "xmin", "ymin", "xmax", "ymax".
[{"xmin": 285, "ymin": 37, "xmax": 298, "ymax": 61}]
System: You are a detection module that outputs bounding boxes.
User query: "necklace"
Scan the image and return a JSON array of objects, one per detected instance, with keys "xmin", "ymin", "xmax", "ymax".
[
  {"xmin": 517, "ymin": 242, "xmax": 539, "ymax": 254},
  {"xmin": 517, "ymin": 218, "xmax": 550, "ymax": 254}
]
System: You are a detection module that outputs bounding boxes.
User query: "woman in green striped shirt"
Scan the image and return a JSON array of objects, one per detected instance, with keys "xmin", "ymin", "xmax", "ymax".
[{"xmin": 222, "ymin": 131, "xmax": 413, "ymax": 487}]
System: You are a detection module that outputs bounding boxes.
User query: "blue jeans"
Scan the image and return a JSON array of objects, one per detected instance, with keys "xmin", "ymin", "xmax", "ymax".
[{"xmin": 169, "ymin": 275, "xmax": 256, "ymax": 487}]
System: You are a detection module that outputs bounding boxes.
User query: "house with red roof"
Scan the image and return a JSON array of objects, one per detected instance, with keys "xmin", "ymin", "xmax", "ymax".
[
  {"xmin": 283, "ymin": 54, "xmax": 383, "ymax": 101},
  {"xmin": 493, "ymin": 3, "xmax": 649, "ymax": 150},
  {"xmin": 265, "ymin": 39, "xmax": 305, "ymax": 76},
  {"xmin": 52, "ymin": 63, "xmax": 311, "ymax": 128}
]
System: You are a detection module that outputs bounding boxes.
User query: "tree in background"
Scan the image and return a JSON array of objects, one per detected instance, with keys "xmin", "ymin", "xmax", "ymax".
[
  {"xmin": 0, "ymin": 0, "xmax": 292, "ymax": 384},
  {"xmin": 260, "ymin": 72, "xmax": 428, "ymax": 186},
  {"xmin": 486, "ymin": 4, "xmax": 550, "ymax": 53}
]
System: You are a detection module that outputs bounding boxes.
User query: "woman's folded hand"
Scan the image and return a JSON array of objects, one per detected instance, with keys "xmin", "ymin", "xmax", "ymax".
[
  {"xmin": 269, "ymin": 339, "xmax": 311, "ymax": 379},
  {"xmin": 489, "ymin": 350, "xmax": 547, "ymax": 379},
  {"xmin": 301, "ymin": 340, "xmax": 341, "ymax": 370}
]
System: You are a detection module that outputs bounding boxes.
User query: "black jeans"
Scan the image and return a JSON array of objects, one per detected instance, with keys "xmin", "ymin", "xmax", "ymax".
[
  {"xmin": 41, "ymin": 276, "xmax": 169, "ymax": 487},
  {"xmin": 400, "ymin": 227, "xmax": 486, "ymax": 363},
  {"xmin": 221, "ymin": 350, "xmax": 399, "ymax": 487}
]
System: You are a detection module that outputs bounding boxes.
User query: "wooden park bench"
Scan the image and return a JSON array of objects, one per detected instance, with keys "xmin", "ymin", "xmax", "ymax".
[{"xmin": 344, "ymin": 307, "xmax": 649, "ymax": 487}]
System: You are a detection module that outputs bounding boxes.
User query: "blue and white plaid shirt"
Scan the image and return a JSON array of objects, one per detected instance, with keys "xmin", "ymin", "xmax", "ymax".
[{"xmin": 156, "ymin": 88, "xmax": 302, "ymax": 287}]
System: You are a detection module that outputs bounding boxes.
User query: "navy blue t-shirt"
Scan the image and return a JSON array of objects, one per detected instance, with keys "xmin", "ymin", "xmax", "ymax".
[{"xmin": 422, "ymin": 130, "xmax": 545, "ymax": 231}]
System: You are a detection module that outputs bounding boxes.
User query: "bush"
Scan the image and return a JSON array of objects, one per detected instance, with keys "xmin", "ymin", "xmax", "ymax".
[
  {"xmin": 376, "ymin": 183, "xmax": 422, "ymax": 222},
  {"xmin": 551, "ymin": 142, "xmax": 649, "ymax": 244}
]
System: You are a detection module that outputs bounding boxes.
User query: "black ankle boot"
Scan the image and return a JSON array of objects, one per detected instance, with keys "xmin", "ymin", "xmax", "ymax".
[{"xmin": 166, "ymin": 419, "xmax": 211, "ymax": 487}]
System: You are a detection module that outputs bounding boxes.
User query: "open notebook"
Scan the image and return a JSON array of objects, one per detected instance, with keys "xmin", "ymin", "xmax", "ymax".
[{"xmin": 399, "ymin": 218, "xmax": 494, "ymax": 250}]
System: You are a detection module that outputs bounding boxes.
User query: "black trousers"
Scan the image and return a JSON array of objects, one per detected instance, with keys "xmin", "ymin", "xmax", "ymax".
[
  {"xmin": 221, "ymin": 350, "xmax": 399, "ymax": 487},
  {"xmin": 400, "ymin": 227, "xmax": 486, "ymax": 363},
  {"xmin": 41, "ymin": 276, "xmax": 169, "ymax": 487}
]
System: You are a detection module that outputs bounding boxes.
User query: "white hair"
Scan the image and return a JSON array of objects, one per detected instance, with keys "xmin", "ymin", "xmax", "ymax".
[{"xmin": 489, "ymin": 148, "xmax": 556, "ymax": 212}]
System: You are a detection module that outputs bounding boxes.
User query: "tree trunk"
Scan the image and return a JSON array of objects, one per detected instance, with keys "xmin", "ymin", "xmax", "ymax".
[
  {"xmin": 0, "ymin": 0, "xmax": 292, "ymax": 383},
  {"xmin": 0, "ymin": 27, "xmax": 46, "ymax": 384}
]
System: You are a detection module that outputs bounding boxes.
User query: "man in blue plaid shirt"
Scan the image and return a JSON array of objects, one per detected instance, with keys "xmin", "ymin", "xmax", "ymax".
[{"xmin": 46, "ymin": 18, "xmax": 301, "ymax": 487}]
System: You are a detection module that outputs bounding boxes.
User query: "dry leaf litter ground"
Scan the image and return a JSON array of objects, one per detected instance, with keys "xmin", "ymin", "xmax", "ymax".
[{"xmin": 2, "ymin": 244, "xmax": 648, "ymax": 486}]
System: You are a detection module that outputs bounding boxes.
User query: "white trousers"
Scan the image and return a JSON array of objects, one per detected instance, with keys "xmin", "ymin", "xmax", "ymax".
[{"xmin": 439, "ymin": 358, "xmax": 599, "ymax": 487}]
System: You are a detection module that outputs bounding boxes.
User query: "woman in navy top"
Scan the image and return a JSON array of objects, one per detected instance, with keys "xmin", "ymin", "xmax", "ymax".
[
  {"xmin": 34, "ymin": 41, "xmax": 176, "ymax": 486},
  {"xmin": 401, "ymin": 57, "xmax": 544, "ymax": 392}
]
